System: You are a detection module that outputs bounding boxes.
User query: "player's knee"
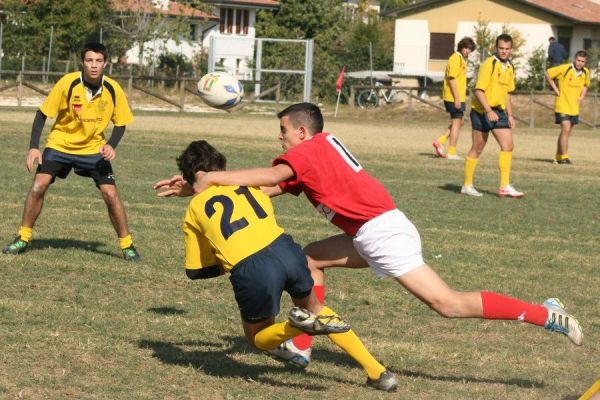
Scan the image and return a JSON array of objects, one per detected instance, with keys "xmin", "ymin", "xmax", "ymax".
[
  {"xmin": 101, "ymin": 188, "xmax": 120, "ymax": 204},
  {"xmin": 30, "ymin": 182, "xmax": 49, "ymax": 198}
]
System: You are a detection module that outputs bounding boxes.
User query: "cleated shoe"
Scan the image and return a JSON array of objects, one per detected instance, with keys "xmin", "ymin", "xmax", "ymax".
[
  {"xmin": 555, "ymin": 158, "xmax": 572, "ymax": 165},
  {"xmin": 288, "ymin": 307, "xmax": 351, "ymax": 335},
  {"xmin": 366, "ymin": 370, "xmax": 398, "ymax": 392},
  {"xmin": 446, "ymin": 154, "xmax": 463, "ymax": 161},
  {"xmin": 2, "ymin": 236, "xmax": 30, "ymax": 255},
  {"xmin": 498, "ymin": 184, "xmax": 525, "ymax": 198},
  {"xmin": 460, "ymin": 185, "xmax": 483, "ymax": 197},
  {"xmin": 432, "ymin": 140, "xmax": 446, "ymax": 158},
  {"xmin": 543, "ymin": 298, "xmax": 583, "ymax": 346},
  {"xmin": 268, "ymin": 339, "xmax": 311, "ymax": 368},
  {"xmin": 122, "ymin": 246, "xmax": 141, "ymax": 261}
]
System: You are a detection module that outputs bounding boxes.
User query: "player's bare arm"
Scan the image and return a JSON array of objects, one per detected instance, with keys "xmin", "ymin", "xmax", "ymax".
[
  {"xmin": 195, "ymin": 163, "xmax": 294, "ymax": 194},
  {"xmin": 449, "ymin": 78, "xmax": 461, "ymax": 108},
  {"xmin": 475, "ymin": 89, "xmax": 498, "ymax": 122},
  {"xmin": 579, "ymin": 86, "xmax": 588, "ymax": 104},
  {"xmin": 544, "ymin": 71, "xmax": 560, "ymax": 96},
  {"xmin": 506, "ymin": 94, "xmax": 515, "ymax": 128}
]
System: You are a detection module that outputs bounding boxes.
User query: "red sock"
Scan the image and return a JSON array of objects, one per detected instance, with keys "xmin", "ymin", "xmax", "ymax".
[
  {"xmin": 481, "ymin": 291, "xmax": 547, "ymax": 326},
  {"xmin": 292, "ymin": 285, "xmax": 325, "ymax": 350}
]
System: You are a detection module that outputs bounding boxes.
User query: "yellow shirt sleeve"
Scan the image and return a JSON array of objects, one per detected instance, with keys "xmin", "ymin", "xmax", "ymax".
[
  {"xmin": 106, "ymin": 78, "xmax": 134, "ymax": 126},
  {"xmin": 40, "ymin": 75, "xmax": 70, "ymax": 118},
  {"xmin": 508, "ymin": 66, "xmax": 515, "ymax": 93},
  {"xmin": 183, "ymin": 206, "xmax": 218, "ymax": 270},
  {"xmin": 546, "ymin": 64, "xmax": 567, "ymax": 80},
  {"xmin": 475, "ymin": 58, "xmax": 493, "ymax": 92},
  {"xmin": 447, "ymin": 53, "xmax": 461, "ymax": 79},
  {"xmin": 585, "ymin": 68, "xmax": 591, "ymax": 87}
]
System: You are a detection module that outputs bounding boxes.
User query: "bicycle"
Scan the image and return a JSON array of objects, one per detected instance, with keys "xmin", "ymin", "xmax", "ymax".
[{"xmin": 357, "ymin": 82, "xmax": 401, "ymax": 108}]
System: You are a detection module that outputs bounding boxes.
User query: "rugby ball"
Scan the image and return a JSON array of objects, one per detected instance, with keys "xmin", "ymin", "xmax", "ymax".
[{"xmin": 197, "ymin": 72, "xmax": 244, "ymax": 110}]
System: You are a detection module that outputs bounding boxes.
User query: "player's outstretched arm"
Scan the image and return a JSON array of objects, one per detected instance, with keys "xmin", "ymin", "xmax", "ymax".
[
  {"xmin": 154, "ymin": 175, "xmax": 195, "ymax": 197},
  {"xmin": 194, "ymin": 164, "xmax": 294, "ymax": 193}
]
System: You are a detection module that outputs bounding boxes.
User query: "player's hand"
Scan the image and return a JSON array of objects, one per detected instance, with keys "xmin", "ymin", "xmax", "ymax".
[
  {"xmin": 154, "ymin": 175, "xmax": 194, "ymax": 197},
  {"xmin": 26, "ymin": 148, "xmax": 42, "ymax": 173},
  {"xmin": 486, "ymin": 110, "xmax": 499, "ymax": 122},
  {"xmin": 100, "ymin": 144, "xmax": 116, "ymax": 161},
  {"xmin": 554, "ymin": 90, "xmax": 560, "ymax": 97},
  {"xmin": 508, "ymin": 115, "xmax": 516, "ymax": 129},
  {"xmin": 454, "ymin": 100, "xmax": 461, "ymax": 109}
]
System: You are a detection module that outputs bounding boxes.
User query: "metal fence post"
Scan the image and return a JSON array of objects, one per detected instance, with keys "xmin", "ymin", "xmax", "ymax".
[
  {"xmin": 179, "ymin": 75, "xmax": 185, "ymax": 112},
  {"xmin": 530, "ymin": 91, "xmax": 534, "ymax": 128}
]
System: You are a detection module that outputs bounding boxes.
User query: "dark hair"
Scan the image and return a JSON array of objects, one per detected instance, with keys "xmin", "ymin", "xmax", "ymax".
[
  {"xmin": 276, "ymin": 102, "xmax": 324, "ymax": 135},
  {"xmin": 457, "ymin": 37, "xmax": 476, "ymax": 52},
  {"xmin": 496, "ymin": 34, "xmax": 513, "ymax": 47},
  {"xmin": 80, "ymin": 42, "xmax": 108, "ymax": 62},
  {"xmin": 574, "ymin": 50, "xmax": 588, "ymax": 59},
  {"xmin": 549, "ymin": 36, "xmax": 556, "ymax": 41},
  {"xmin": 177, "ymin": 140, "xmax": 227, "ymax": 185}
]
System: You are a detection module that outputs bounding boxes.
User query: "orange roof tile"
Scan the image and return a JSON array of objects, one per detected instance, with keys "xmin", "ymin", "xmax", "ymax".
[
  {"xmin": 521, "ymin": 0, "xmax": 600, "ymax": 24},
  {"xmin": 111, "ymin": 0, "xmax": 217, "ymax": 19}
]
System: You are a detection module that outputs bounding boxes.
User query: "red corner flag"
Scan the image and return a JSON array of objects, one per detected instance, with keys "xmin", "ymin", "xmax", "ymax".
[{"xmin": 335, "ymin": 66, "xmax": 346, "ymax": 93}]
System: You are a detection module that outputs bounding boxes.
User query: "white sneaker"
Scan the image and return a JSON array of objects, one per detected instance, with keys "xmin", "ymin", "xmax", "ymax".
[
  {"xmin": 460, "ymin": 185, "xmax": 483, "ymax": 197},
  {"xmin": 498, "ymin": 184, "xmax": 524, "ymax": 198},
  {"xmin": 446, "ymin": 154, "xmax": 463, "ymax": 161},
  {"xmin": 543, "ymin": 298, "xmax": 583, "ymax": 346},
  {"xmin": 267, "ymin": 339, "xmax": 311, "ymax": 368}
]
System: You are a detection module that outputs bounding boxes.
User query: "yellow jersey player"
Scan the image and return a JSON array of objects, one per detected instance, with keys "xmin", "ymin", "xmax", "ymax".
[
  {"xmin": 462, "ymin": 34, "xmax": 524, "ymax": 198},
  {"xmin": 544, "ymin": 50, "xmax": 590, "ymax": 165},
  {"xmin": 432, "ymin": 37, "xmax": 476, "ymax": 160},
  {"xmin": 2, "ymin": 42, "xmax": 140, "ymax": 260},
  {"xmin": 177, "ymin": 140, "xmax": 398, "ymax": 392}
]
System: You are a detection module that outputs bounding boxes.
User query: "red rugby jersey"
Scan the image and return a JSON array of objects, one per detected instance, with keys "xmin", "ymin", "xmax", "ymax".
[{"xmin": 273, "ymin": 133, "xmax": 396, "ymax": 235}]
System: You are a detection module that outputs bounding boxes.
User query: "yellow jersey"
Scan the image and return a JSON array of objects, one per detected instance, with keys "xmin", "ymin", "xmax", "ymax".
[
  {"xmin": 183, "ymin": 185, "xmax": 284, "ymax": 273},
  {"xmin": 472, "ymin": 56, "xmax": 515, "ymax": 113},
  {"xmin": 41, "ymin": 72, "xmax": 134, "ymax": 155},
  {"xmin": 546, "ymin": 63, "xmax": 590, "ymax": 116},
  {"xmin": 443, "ymin": 52, "xmax": 468, "ymax": 102}
]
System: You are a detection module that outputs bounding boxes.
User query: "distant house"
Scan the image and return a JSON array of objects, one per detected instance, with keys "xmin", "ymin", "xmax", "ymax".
[
  {"xmin": 383, "ymin": 0, "xmax": 600, "ymax": 81},
  {"xmin": 114, "ymin": 0, "xmax": 279, "ymax": 79}
]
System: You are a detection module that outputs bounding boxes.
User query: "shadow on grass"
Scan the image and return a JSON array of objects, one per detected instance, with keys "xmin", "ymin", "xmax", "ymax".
[
  {"xmin": 438, "ymin": 183, "xmax": 499, "ymax": 196},
  {"xmin": 147, "ymin": 306, "xmax": 187, "ymax": 315},
  {"xmin": 418, "ymin": 152, "xmax": 439, "ymax": 159},
  {"xmin": 396, "ymin": 368, "xmax": 546, "ymax": 388},
  {"xmin": 528, "ymin": 158, "xmax": 555, "ymax": 164},
  {"xmin": 29, "ymin": 238, "xmax": 118, "ymax": 258},
  {"xmin": 138, "ymin": 336, "xmax": 358, "ymax": 390}
]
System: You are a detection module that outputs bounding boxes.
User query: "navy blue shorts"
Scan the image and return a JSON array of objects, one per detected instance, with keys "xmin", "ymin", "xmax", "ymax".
[
  {"xmin": 555, "ymin": 113, "xmax": 579, "ymax": 125},
  {"xmin": 229, "ymin": 234, "xmax": 313, "ymax": 323},
  {"xmin": 444, "ymin": 101, "xmax": 465, "ymax": 119},
  {"xmin": 470, "ymin": 109, "xmax": 510, "ymax": 133},
  {"xmin": 37, "ymin": 148, "xmax": 115, "ymax": 187}
]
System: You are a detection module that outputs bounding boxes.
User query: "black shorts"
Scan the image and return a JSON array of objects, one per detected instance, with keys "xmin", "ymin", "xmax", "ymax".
[
  {"xmin": 37, "ymin": 148, "xmax": 116, "ymax": 187},
  {"xmin": 470, "ymin": 108, "xmax": 510, "ymax": 133},
  {"xmin": 444, "ymin": 101, "xmax": 465, "ymax": 119},
  {"xmin": 229, "ymin": 234, "xmax": 313, "ymax": 323},
  {"xmin": 555, "ymin": 113, "xmax": 579, "ymax": 125}
]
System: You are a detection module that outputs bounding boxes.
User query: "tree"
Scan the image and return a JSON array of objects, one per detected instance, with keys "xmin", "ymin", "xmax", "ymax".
[
  {"xmin": 255, "ymin": 0, "xmax": 350, "ymax": 101},
  {"xmin": 0, "ymin": 0, "xmax": 109, "ymax": 68},
  {"xmin": 472, "ymin": 18, "xmax": 525, "ymax": 63},
  {"xmin": 516, "ymin": 46, "xmax": 546, "ymax": 90},
  {"xmin": 102, "ymin": 0, "xmax": 193, "ymax": 71}
]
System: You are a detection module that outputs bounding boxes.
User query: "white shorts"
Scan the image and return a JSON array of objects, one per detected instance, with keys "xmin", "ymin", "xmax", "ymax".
[{"xmin": 353, "ymin": 209, "xmax": 425, "ymax": 278}]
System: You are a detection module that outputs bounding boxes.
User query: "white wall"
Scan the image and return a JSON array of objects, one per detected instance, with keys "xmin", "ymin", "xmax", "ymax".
[{"xmin": 393, "ymin": 19, "xmax": 429, "ymax": 75}]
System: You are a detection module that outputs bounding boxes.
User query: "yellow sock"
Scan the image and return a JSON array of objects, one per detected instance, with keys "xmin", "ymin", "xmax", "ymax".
[
  {"xmin": 559, "ymin": 153, "xmax": 569, "ymax": 160},
  {"xmin": 254, "ymin": 321, "xmax": 303, "ymax": 350},
  {"xmin": 499, "ymin": 151, "xmax": 512, "ymax": 188},
  {"xmin": 18, "ymin": 226, "xmax": 33, "ymax": 242},
  {"xmin": 318, "ymin": 306, "xmax": 385, "ymax": 380},
  {"xmin": 437, "ymin": 134, "xmax": 448, "ymax": 145},
  {"xmin": 555, "ymin": 153, "xmax": 562, "ymax": 161},
  {"xmin": 464, "ymin": 157, "xmax": 479, "ymax": 186},
  {"xmin": 448, "ymin": 146, "xmax": 457, "ymax": 156},
  {"xmin": 119, "ymin": 234, "xmax": 133, "ymax": 250}
]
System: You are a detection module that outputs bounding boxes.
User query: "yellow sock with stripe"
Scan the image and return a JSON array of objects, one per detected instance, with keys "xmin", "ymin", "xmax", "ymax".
[
  {"xmin": 499, "ymin": 151, "xmax": 512, "ymax": 188},
  {"xmin": 464, "ymin": 157, "xmax": 479, "ymax": 186},
  {"xmin": 18, "ymin": 226, "xmax": 33, "ymax": 242},
  {"xmin": 254, "ymin": 321, "xmax": 303, "ymax": 350},
  {"xmin": 437, "ymin": 134, "xmax": 448, "ymax": 145},
  {"xmin": 558, "ymin": 153, "xmax": 569, "ymax": 161},
  {"xmin": 119, "ymin": 234, "xmax": 133, "ymax": 250},
  {"xmin": 448, "ymin": 146, "xmax": 457, "ymax": 156}
]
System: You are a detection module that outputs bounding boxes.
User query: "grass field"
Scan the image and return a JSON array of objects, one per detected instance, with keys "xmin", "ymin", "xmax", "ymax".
[{"xmin": 0, "ymin": 106, "xmax": 598, "ymax": 399}]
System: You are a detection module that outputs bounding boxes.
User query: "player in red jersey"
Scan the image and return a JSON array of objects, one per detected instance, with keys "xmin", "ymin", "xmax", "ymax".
[{"xmin": 154, "ymin": 103, "xmax": 583, "ymax": 369}]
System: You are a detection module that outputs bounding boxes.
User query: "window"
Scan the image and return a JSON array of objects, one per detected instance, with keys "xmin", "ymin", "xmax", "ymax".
[
  {"xmin": 430, "ymin": 33, "xmax": 455, "ymax": 60},
  {"xmin": 190, "ymin": 24, "xmax": 197, "ymax": 41},
  {"xmin": 235, "ymin": 9, "xmax": 250, "ymax": 35},
  {"xmin": 583, "ymin": 38, "xmax": 600, "ymax": 51},
  {"xmin": 220, "ymin": 8, "xmax": 234, "ymax": 34}
]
